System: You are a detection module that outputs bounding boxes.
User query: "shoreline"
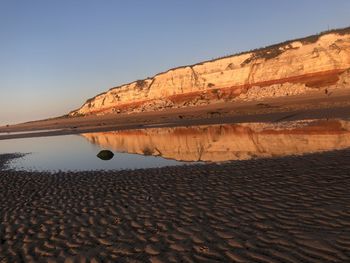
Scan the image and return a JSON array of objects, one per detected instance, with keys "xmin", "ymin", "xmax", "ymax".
[
  {"xmin": 0, "ymin": 153, "xmax": 25, "ymax": 170},
  {"xmin": 1, "ymin": 88, "xmax": 350, "ymax": 141},
  {"xmin": 1, "ymin": 150, "xmax": 350, "ymax": 262}
]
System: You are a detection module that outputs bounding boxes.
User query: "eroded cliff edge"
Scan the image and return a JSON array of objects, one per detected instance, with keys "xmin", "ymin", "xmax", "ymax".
[{"xmin": 70, "ymin": 27, "xmax": 350, "ymax": 116}]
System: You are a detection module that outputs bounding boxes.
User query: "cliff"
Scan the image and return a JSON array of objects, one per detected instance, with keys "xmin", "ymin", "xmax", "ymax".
[
  {"xmin": 70, "ymin": 27, "xmax": 350, "ymax": 116},
  {"xmin": 81, "ymin": 120, "xmax": 350, "ymax": 162}
]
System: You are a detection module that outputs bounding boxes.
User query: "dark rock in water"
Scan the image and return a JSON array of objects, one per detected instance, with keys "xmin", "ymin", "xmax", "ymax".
[{"xmin": 97, "ymin": 150, "xmax": 114, "ymax": 160}]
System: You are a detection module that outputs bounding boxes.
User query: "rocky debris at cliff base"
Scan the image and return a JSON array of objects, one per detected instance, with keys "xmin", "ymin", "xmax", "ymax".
[
  {"xmin": 139, "ymin": 99, "xmax": 175, "ymax": 112},
  {"xmin": 236, "ymin": 83, "xmax": 313, "ymax": 101}
]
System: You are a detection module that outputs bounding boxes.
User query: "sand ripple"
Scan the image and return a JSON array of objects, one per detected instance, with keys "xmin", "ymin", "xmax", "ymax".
[{"xmin": 1, "ymin": 150, "xmax": 350, "ymax": 262}]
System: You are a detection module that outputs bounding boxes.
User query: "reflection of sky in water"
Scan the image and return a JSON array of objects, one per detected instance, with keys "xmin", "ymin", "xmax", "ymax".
[
  {"xmin": 0, "ymin": 135, "xmax": 184, "ymax": 171},
  {"xmin": 1, "ymin": 119, "xmax": 350, "ymax": 171}
]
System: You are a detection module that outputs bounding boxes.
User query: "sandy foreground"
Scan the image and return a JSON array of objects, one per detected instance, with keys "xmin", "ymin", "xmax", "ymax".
[{"xmin": 0, "ymin": 151, "xmax": 350, "ymax": 262}]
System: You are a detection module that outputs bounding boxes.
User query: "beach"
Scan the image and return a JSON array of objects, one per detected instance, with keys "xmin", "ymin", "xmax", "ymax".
[
  {"xmin": 1, "ymin": 150, "xmax": 350, "ymax": 262},
  {"xmin": 1, "ymin": 2, "xmax": 350, "ymax": 262},
  {"xmin": 1, "ymin": 89, "xmax": 350, "ymax": 141}
]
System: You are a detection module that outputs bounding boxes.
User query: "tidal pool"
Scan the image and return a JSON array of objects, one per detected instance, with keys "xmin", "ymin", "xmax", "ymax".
[{"xmin": 1, "ymin": 119, "xmax": 350, "ymax": 171}]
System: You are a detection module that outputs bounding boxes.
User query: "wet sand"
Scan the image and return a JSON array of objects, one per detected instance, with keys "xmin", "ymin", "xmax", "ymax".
[{"xmin": 1, "ymin": 151, "xmax": 350, "ymax": 262}]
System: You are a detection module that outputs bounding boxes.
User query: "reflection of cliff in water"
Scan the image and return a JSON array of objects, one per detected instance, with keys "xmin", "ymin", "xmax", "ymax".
[{"xmin": 82, "ymin": 120, "xmax": 350, "ymax": 162}]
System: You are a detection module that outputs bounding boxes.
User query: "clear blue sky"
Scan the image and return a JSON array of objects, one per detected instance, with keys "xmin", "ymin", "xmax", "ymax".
[{"xmin": 1, "ymin": 0, "xmax": 349, "ymax": 124}]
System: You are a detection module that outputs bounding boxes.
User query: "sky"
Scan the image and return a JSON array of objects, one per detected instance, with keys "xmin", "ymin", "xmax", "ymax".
[{"xmin": 0, "ymin": 0, "xmax": 349, "ymax": 125}]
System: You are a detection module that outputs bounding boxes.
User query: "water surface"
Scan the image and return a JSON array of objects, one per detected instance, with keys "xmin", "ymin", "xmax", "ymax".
[
  {"xmin": 0, "ymin": 129, "xmax": 63, "ymax": 136},
  {"xmin": 0, "ymin": 135, "xmax": 183, "ymax": 171},
  {"xmin": 1, "ymin": 119, "xmax": 350, "ymax": 171}
]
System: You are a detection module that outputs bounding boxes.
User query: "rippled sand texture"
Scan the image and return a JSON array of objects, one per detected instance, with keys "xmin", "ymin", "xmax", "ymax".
[
  {"xmin": 1, "ymin": 150, "xmax": 350, "ymax": 262},
  {"xmin": 82, "ymin": 119, "xmax": 350, "ymax": 162}
]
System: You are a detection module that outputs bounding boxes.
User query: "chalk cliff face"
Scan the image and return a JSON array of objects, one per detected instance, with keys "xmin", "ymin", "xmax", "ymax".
[
  {"xmin": 82, "ymin": 120, "xmax": 350, "ymax": 162},
  {"xmin": 71, "ymin": 28, "xmax": 350, "ymax": 116}
]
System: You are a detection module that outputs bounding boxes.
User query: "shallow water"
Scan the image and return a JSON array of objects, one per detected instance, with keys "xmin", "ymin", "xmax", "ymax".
[
  {"xmin": 1, "ymin": 119, "xmax": 350, "ymax": 171},
  {"xmin": 0, "ymin": 128, "xmax": 63, "ymax": 136},
  {"xmin": 0, "ymin": 135, "xmax": 184, "ymax": 171}
]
